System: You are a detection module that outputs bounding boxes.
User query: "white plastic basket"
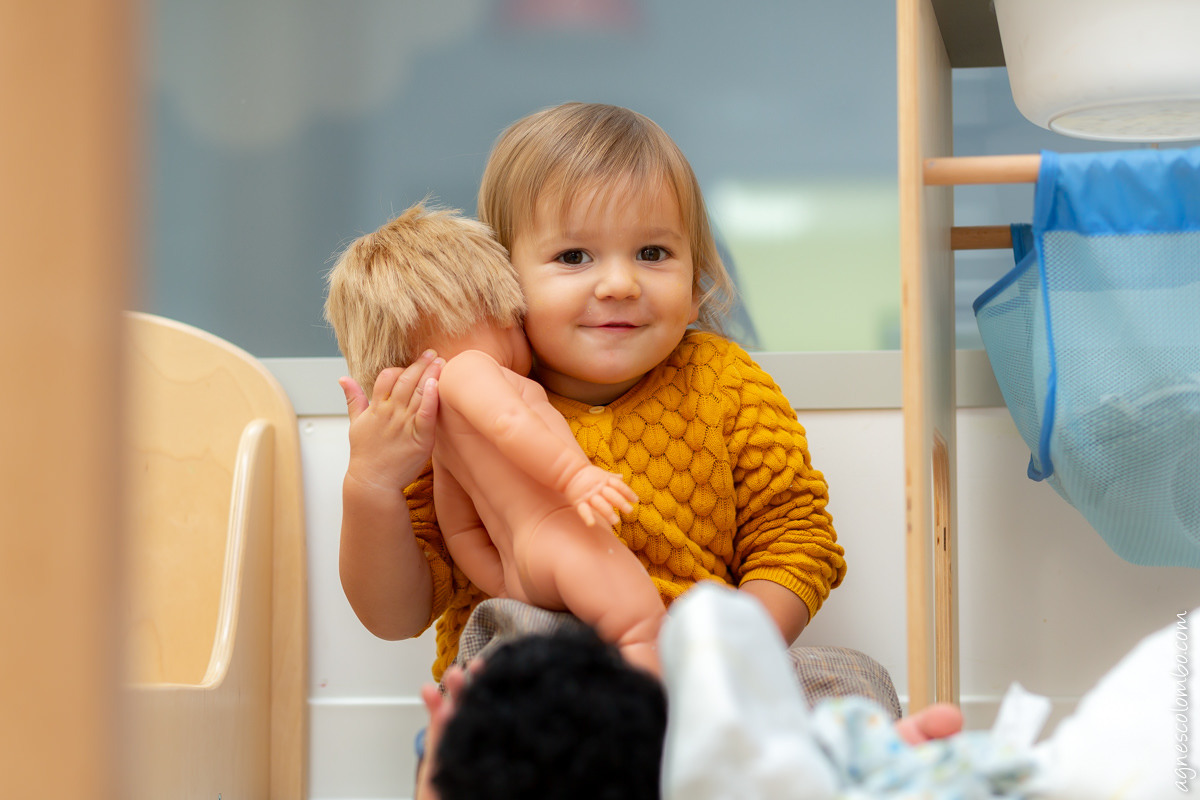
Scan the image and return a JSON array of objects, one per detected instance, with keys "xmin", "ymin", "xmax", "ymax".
[{"xmin": 994, "ymin": 0, "xmax": 1200, "ymax": 142}]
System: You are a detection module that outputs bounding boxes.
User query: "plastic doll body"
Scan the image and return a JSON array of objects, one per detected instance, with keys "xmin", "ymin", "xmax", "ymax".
[{"xmin": 428, "ymin": 323, "xmax": 664, "ymax": 675}]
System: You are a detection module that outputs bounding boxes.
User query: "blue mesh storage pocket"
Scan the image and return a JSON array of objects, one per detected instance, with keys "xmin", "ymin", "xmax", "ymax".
[{"xmin": 973, "ymin": 147, "xmax": 1200, "ymax": 568}]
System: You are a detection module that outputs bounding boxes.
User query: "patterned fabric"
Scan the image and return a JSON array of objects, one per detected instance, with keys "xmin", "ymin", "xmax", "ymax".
[
  {"xmin": 762, "ymin": 697, "xmax": 1035, "ymax": 796},
  {"xmin": 454, "ymin": 598, "xmax": 587, "ymax": 667},
  {"xmin": 409, "ymin": 331, "xmax": 847, "ymax": 680},
  {"xmin": 788, "ymin": 644, "xmax": 902, "ymax": 720},
  {"xmin": 452, "ymin": 598, "xmax": 900, "ymax": 720}
]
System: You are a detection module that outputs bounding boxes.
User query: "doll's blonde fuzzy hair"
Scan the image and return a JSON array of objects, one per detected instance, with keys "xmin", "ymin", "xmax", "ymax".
[
  {"xmin": 478, "ymin": 102, "xmax": 735, "ymax": 335},
  {"xmin": 324, "ymin": 202, "xmax": 525, "ymax": 392}
]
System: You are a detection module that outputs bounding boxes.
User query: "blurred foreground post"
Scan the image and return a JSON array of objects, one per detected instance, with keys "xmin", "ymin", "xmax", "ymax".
[{"xmin": 0, "ymin": 2, "xmax": 137, "ymax": 798}]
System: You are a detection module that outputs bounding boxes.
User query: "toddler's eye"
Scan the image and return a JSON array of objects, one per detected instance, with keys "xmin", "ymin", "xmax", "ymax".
[
  {"xmin": 557, "ymin": 249, "xmax": 591, "ymax": 266},
  {"xmin": 639, "ymin": 246, "xmax": 668, "ymax": 262}
]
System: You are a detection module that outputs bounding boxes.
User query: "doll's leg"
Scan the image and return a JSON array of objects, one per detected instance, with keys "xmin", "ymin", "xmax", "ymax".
[{"xmin": 520, "ymin": 510, "xmax": 665, "ymax": 675}]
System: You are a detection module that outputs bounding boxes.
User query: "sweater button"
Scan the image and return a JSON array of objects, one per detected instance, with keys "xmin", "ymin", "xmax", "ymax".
[{"xmin": 588, "ymin": 405, "xmax": 605, "ymax": 414}]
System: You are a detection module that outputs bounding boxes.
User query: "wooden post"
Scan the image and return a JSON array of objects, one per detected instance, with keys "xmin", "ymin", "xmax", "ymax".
[
  {"xmin": 898, "ymin": 0, "xmax": 959, "ymax": 710},
  {"xmin": 0, "ymin": 3, "xmax": 136, "ymax": 798}
]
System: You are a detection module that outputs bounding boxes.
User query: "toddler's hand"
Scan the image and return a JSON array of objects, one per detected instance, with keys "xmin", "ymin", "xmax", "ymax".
[
  {"xmin": 343, "ymin": 350, "xmax": 443, "ymax": 492},
  {"xmin": 415, "ymin": 659, "xmax": 484, "ymax": 800},
  {"xmin": 565, "ymin": 465, "xmax": 637, "ymax": 528}
]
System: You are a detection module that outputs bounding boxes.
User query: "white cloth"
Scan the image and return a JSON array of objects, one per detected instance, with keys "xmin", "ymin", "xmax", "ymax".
[
  {"xmin": 659, "ymin": 585, "xmax": 837, "ymax": 800},
  {"xmin": 1029, "ymin": 606, "xmax": 1199, "ymax": 798},
  {"xmin": 659, "ymin": 583, "xmax": 1199, "ymax": 799}
]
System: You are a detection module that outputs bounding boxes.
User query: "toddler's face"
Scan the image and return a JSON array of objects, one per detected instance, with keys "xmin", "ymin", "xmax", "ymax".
[{"xmin": 509, "ymin": 177, "xmax": 699, "ymax": 405}]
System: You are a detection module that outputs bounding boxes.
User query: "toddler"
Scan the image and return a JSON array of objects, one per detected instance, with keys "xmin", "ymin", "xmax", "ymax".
[
  {"xmin": 324, "ymin": 203, "xmax": 665, "ymax": 674},
  {"xmin": 339, "ymin": 101, "xmax": 848, "ymax": 681}
]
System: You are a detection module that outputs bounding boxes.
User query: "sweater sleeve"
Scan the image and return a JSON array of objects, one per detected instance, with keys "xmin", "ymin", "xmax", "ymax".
[
  {"xmin": 405, "ymin": 463, "xmax": 455, "ymax": 629},
  {"xmin": 405, "ymin": 464, "xmax": 487, "ymax": 679},
  {"xmin": 721, "ymin": 346, "xmax": 847, "ymax": 618}
]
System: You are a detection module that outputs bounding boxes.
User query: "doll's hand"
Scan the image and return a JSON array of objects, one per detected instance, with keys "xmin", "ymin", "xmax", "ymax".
[
  {"xmin": 342, "ymin": 350, "xmax": 443, "ymax": 492},
  {"xmin": 564, "ymin": 465, "xmax": 637, "ymax": 528}
]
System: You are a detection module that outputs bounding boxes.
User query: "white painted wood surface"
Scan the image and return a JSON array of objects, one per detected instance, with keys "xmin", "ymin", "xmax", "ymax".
[{"xmin": 281, "ymin": 357, "xmax": 1198, "ymax": 800}]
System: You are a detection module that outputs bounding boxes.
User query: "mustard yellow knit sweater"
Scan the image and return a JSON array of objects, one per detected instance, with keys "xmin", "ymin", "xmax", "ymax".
[{"xmin": 408, "ymin": 331, "xmax": 846, "ymax": 679}]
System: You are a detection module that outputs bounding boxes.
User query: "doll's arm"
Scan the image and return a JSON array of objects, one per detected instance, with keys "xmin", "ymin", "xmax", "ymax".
[
  {"xmin": 339, "ymin": 355, "xmax": 442, "ymax": 639},
  {"xmin": 434, "ymin": 462, "xmax": 506, "ymax": 599},
  {"xmin": 439, "ymin": 353, "xmax": 636, "ymax": 525}
]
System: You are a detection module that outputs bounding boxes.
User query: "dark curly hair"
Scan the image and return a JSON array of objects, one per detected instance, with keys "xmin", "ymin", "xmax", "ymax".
[{"xmin": 432, "ymin": 627, "xmax": 667, "ymax": 800}]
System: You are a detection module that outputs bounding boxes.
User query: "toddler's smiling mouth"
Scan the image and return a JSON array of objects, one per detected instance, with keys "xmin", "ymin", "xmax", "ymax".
[{"xmin": 588, "ymin": 319, "xmax": 640, "ymax": 327}]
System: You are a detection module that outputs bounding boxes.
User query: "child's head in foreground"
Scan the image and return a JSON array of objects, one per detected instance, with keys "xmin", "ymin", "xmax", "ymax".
[
  {"xmin": 432, "ymin": 627, "xmax": 667, "ymax": 800},
  {"xmin": 323, "ymin": 202, "xmax": 525, "ymax": 393},
  {"xmin": 477, "ymin": 102, "xmax": 737, "ymax": 404}
]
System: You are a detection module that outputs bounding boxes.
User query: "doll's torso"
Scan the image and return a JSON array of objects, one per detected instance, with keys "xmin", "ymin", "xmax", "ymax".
[{"xmin": 432, "ymin": 358, "xmax": 592, "ymax": 608}]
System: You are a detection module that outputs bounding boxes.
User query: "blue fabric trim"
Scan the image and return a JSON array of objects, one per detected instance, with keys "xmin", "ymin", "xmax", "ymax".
[
  {"xmin": 971, "ymin": 224, "xmax": 1035, "ymax": 316},
  {"xmin": 1010, "ymin": 222, "xmax": 1035, "ymax": 264},
  {"xmin": 1032, "ymin": 149, "xmax": 1061, "ymax": 235},
  {"xmin": 1032, "ymin": 162, "xmax": 1059, "ymax": 482},
  {"xmin": 1035, "ymin": 145, "xmax": 1200, "ymax": 235}
]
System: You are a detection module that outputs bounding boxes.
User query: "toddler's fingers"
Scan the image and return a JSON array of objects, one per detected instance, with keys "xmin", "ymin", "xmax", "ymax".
[
  {"xmin": 411, "ymin": 377, "xmax": 440, "ymax": 441},
  {"xmin": 376, "ymin": 350, "xmax": 438, "ymax": 404},
  {"xmin": 419, "ymin": 682, "xmax": 443, "ymax": 717},
  {"xmin": 339, "ymin": 376, "xmax": 369, "ymax": 422},
  {"xmin": 442, "ymin": 664, "xmax": 469, "ymax": 700},
  {"xmin": 371, "ymin": 366, "xmax": 404, "ymax": 404},
  {"xmin": 406, "ymin": 357, "xmax": 443, "ymax": 416},
  {"xmin": 576, "ymin": 502, "xmax": 596, "ymax": 528},
  {"xmin": 896, "ymin": 702, "xmax": 963, "ymax": 744}
]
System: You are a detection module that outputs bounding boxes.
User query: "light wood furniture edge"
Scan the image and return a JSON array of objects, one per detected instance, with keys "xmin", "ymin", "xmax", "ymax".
[
  {"xmin": 898, "ymin": 0, "xmax": 958, "ymax": 710},
  {"xmin": 124, "ymin": 312, "xmax": 309, "ymax": 799}
]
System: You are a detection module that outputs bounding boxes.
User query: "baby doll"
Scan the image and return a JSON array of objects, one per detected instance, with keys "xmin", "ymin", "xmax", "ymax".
[{"xmin": 324, "ymin": 202, "xmax": 665, "ymax": 674}]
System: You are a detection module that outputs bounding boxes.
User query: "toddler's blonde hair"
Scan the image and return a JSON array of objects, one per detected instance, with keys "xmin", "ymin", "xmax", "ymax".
[
  {"xmin": 478, "ymin": 102, "xmax": 735, "ymax": 335},
  {"xmin": 324, "ymin": 202, "xmax": 525, "ymax": 392}
]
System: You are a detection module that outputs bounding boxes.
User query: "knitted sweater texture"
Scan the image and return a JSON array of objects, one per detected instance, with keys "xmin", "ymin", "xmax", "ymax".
[{"xmin": 407, "ymin": 331, "xmax": 846, "ymax": 679}]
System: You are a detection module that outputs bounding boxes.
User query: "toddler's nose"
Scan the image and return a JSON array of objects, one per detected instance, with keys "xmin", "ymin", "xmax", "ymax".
[{"xmin": 594, "ymin": 260, "xmax": 641, "ymax": 300}]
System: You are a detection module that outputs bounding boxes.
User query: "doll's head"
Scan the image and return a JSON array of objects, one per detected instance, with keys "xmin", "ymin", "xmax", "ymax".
[
  {"xmin": 432, "ymin": 627, "xmax": 667, "ymax": 800},
  {"xmin": 324, "ymin": 202, "xmax": 525, "ymax": 392},
  {"xmin": 478, "ymin": 102, "xmax": 735, "ymax": 335}
]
